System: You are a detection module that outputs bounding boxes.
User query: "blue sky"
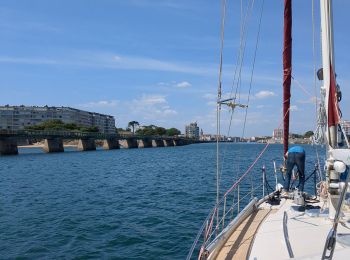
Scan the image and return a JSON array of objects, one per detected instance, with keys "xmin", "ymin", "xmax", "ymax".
[{"xmin": 0, "ymin": 0, "xmax": 349, "ymax": 136}]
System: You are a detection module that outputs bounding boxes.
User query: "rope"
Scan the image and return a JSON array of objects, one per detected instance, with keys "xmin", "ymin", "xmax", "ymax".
[
  {"xmin": 224, "ymin": 142, "xmax": 270, "ymax": 197},
  {"xmin": 188, "ymin": 108, "xmax": 291, "ymax": 260}
]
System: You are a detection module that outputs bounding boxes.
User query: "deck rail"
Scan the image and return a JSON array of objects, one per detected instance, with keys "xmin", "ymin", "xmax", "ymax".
[
  {"xmin": 186, "ymin": 142, "xmax": 272, "ymax": 260},
  {"xmin": 186, "ymin": 181, "xmax": 266, "ymax": 260}
]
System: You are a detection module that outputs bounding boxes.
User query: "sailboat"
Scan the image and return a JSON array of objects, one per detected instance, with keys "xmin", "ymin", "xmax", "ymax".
[{"xmin": 187, "ymin": 0, "xmax": 350, "ymax": 259}]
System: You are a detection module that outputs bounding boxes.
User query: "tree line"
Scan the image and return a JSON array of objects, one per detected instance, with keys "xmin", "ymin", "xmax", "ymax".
[
  {"xmin": 25, "ymin": 119, "xmax": 99, "ymax": 132},
  {"xmin": 116, "ymin": 121, "xmax": 181, "ymax": 136},
  {"xmin": 23, "ymin": 119, "xmax": 181, "ymax": 136}
]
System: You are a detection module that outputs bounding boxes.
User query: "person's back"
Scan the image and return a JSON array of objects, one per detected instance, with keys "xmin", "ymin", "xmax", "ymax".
[
  {"xmin": 283, "ymin": 146, "xmax": 306, "ymax": 195},
  {"xmin": 288, "ymin": 146, "xmax": 305, "ymax": 154}
]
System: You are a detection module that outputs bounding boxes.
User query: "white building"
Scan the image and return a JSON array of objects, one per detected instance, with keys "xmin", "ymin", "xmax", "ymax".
[
  {"xmin": 272, "ymin": 128, "xmax": 283, "ymax": 140},
  {"xmin": 0, "ymin": 105, "xmax": 116, "ymax": 133},
  {"xmin": 185, "ymin": 122, "xmax": 200, "ymax": 140}
]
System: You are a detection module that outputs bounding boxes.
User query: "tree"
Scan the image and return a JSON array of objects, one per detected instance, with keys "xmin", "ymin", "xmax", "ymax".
[
  {"xmin": 155, "ymin": 127, "xmax": 166, "ymax": 136},
  {"xmin": 81, "ymin": 126, "xmax": 99, "ymax": 133},
  {"xmin": 127, "ymin": 121, "xmax": 140, "ymax": 134},
  {"xmin": 304, "ymin": 131, "xmax": 314, "ymax": 138},
  {"xmin": 25, "ymin": 119, "xmax": 100, "ymax": 133},
  {"xmin": 166, "ymin": 128, "xmax": 181, "ymax": 136}
]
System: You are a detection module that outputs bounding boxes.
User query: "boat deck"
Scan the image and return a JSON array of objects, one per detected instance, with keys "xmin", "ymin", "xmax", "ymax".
[
  {"xmin": 216, "ymin": 208, "xmax": 272, "ymax": 260},
  {"xmin": 249, "ymin": 198, "xmax": 350, "ymax": 259}
]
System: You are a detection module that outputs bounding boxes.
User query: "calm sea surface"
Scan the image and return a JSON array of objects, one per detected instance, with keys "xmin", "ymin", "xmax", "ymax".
[{"xmin": 0, "ymin": 143, "xmax": 325, "ymax": 259}]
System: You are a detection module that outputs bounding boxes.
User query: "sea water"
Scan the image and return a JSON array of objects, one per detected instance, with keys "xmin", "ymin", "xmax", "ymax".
[{"xmin": 0, "ymin": 143, "xmax": 325, "ymax": 259}]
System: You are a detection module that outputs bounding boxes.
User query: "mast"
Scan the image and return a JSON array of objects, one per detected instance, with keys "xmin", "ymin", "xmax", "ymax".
[
  {"xmin": 320, "ymin": 0, "xmax": 340, "ymax": 149},
  {"xmin": 283, "ymin": 0, "xmax": 292, "ymax": 157}
]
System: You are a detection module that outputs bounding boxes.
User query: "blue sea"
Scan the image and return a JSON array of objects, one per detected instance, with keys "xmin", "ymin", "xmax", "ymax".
[{"xmin": 0, "ymin": 143, "xmax": 325, "ymax": 259}]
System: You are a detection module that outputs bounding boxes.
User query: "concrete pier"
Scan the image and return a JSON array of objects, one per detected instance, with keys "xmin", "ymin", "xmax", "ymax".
[
  {"xmin": 137, "ymin": 139, "xmax": 152, "ymax": 148},
  {"xmin": 77, "ymin": 138, "xmax": 96, "ymax": 151},
  {"xmin": 173, "ymin": 139, "xmax": 184, "ymax": 146},
  {"xmin": 163, "ymin": 139, "xmax": 174, "ymax": 147},
  {"xmin": 152, "ymin": 139, "xmax": 164, "ymax": 147},
  {"xmin": 0, "ymin": 138, "xmax": 18, "ymax": 155},
  {"xmin": 103, "ymin": 138, "xmax": 120, "ymax": 150},
  {"xmin": 119, "ymin": 138, "xmax": 138, "ymax": 149},
  {"xmin": 43, "ymin": 138, "xmax": 64, "ymax": 153}
]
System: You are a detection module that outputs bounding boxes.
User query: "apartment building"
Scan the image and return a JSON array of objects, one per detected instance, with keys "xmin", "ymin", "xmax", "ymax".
[{"xmin": 0, "ymin": 105, "xmax": 116, "ymax": 133}]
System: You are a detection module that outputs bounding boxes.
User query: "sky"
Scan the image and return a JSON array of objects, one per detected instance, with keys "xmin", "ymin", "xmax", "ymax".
[{"xmin": 0, "ymin": 0, "xmax": 349, "ymax": 137}]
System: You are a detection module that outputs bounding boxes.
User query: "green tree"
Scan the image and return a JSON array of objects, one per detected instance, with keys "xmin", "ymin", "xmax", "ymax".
[
  {"xmin": 304, "ymin": 131, "xmax": 314, "ymax": 138},
  {"xmin": 166, "ymin": 128, "xmax": 181, "ymax": 136},
  {"xmin": 80, "ymin": 126, "xmax": 99, "ymax": 132},
  {"xmin": 25, "ymin": 119, "xmax": 99, "ymax": 133},
  {"xmin": 136, "ymin": 125, "xmax": 155, "ymax": 136},
  {"xmin": 155, "ymin": 127, "xmax": 166, "ymax": 136},
  {"xmin": 65, "ymin": 123, "xmax": 78, "ymax": 130},
  {"xmin": 128, "ymin": 121, "xmax": 140, "ymax": 134}
]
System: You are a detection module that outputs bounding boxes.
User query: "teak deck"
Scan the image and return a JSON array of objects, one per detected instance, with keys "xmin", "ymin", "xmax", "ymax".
[{"xmin": 216, "ymin": 208, "xmax": 272, "ymax": 260}]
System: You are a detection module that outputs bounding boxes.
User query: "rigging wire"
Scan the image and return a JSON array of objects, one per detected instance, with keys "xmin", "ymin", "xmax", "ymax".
[
  {"xmin": 232, "ymin": 0, "xmax": 255, "ymax": 184},
  {"xmin": 217, "ymin": 0, "xmax": 254, "ymax": 192},
  {"xmin": 216, "ymin": 0, "xmax": 227, "ymax": 233},
  {"xmin": 187, "ymin": 107, "xmax": 292, "ymax": 260},
  {"xmin": 311, "ymin": 0, "xmax": 323, "ymax": 181},
  {"xmin": 232, "ymin": 0, "xmax": 255, "ymax": 102},
  {"xmin": 214, "ymin": 1, "xmax": 257, "ymax": 219},
  {"xmin": 242, "ymin": 0, "xmax": 264, "ymax": 198},
  {"xmin": 230, "ymin": 0, "xmax": 255, "ymax": 167},
  {"xmin": 242, "ymin": 0, "xmax": 264, "ymax": 138}
]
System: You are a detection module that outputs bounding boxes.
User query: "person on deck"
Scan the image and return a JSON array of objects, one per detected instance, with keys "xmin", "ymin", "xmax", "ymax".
[{"xmin": 283, "ymin": 145, "xmax": 305, "ymax": 195}]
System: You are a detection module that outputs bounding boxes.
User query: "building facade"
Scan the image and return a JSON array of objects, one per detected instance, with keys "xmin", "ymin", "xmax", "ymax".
[
  {"xmin": 272, "ymin": 128, "xmax": 283, "ymax": 140},
  {"xmin": 185, "ymin": 122, "xmax": 200, "ymax": 140},
  {"xmin": 0, "ymin": 106, "xmax": 116, "ymax": 133}
]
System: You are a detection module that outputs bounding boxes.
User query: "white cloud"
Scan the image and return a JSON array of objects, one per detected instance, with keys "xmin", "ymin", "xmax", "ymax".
[
  {"xmin": 206, "ymin": 101, "xmax": 217, "ymax": 106},
  {"xmin": 0, "ymin": 56, "xmax": 58, "ymax": 65},
  {"xmin": 128, "ymin": 94, "xmax": 178, "ymax": 120},
  {"xmin": 176, "ymin": 81, "xmax": 192, "ymax": 88},
  {"xmin": 255, "ymin": 90, "xmax": 275, "ymax": 99},
  {"xmin": 78, "ymin": 100, "xmax": 119, "ymax": 108},
  {"xmin": 113, "ymin": 55, "xmax": 122, "ymax": 61},
  {"xmin": 162, "ymin": 109, "xmax": 178, "ymax": 116},
  {"xmin": 137, "ymin": 94, "xmax": 167, "ymax": 105},
  {"xmin": 297, "ymin": 96, "xmax": 319, "ymax": 104},
  {"xmin": 157, "ymin": 80, "xmax": 192, "ymax": 89},
  {"xmin": 0, "ymin": 52, "xmax": 217, "ymax": 75},
  {"xmin": 203, "ymin": 93, "xmax": 217, "ymax": 99},
  {"xmin": 290, "ymin": 105, "xmax": 299, "ymax": 111}
]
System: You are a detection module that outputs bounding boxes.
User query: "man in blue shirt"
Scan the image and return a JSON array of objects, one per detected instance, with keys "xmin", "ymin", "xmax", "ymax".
[{"xmin": 283, "ymin": 145, "xmax": 305, "ymax": 195}]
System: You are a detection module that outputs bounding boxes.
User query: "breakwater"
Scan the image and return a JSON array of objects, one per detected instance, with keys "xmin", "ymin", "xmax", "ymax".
[{"xmin": 0, "ymin": 130, "xmax": 193, "ymax": 155}]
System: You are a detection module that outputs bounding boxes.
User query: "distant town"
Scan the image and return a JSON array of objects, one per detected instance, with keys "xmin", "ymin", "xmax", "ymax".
[{"xmin": 1, "ymin": 105, "xmax": 350, "ymax": 145}]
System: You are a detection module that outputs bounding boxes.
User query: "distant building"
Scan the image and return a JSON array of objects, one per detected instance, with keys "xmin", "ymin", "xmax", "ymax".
[
  {"xmin": 227, "ymin": 137, "xmax": 241, "ymax": 142},
  {"xmin": 0, "ymin": 105, "xmax": 115, "ymax": 133},
  {"xmin": 341, "ymin": 120, "xmax": 350, "ymax": 137},
  {"xmin": 273, "ymin": 128, "xmax": 283, "ymax": 140},
  {"xmin": 200, "ymin": 134, "xmax": 212, "ymax": 141},
  {"xmin": 185, "ymin": 122, "xmax": 200, "ymax": 140}
]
